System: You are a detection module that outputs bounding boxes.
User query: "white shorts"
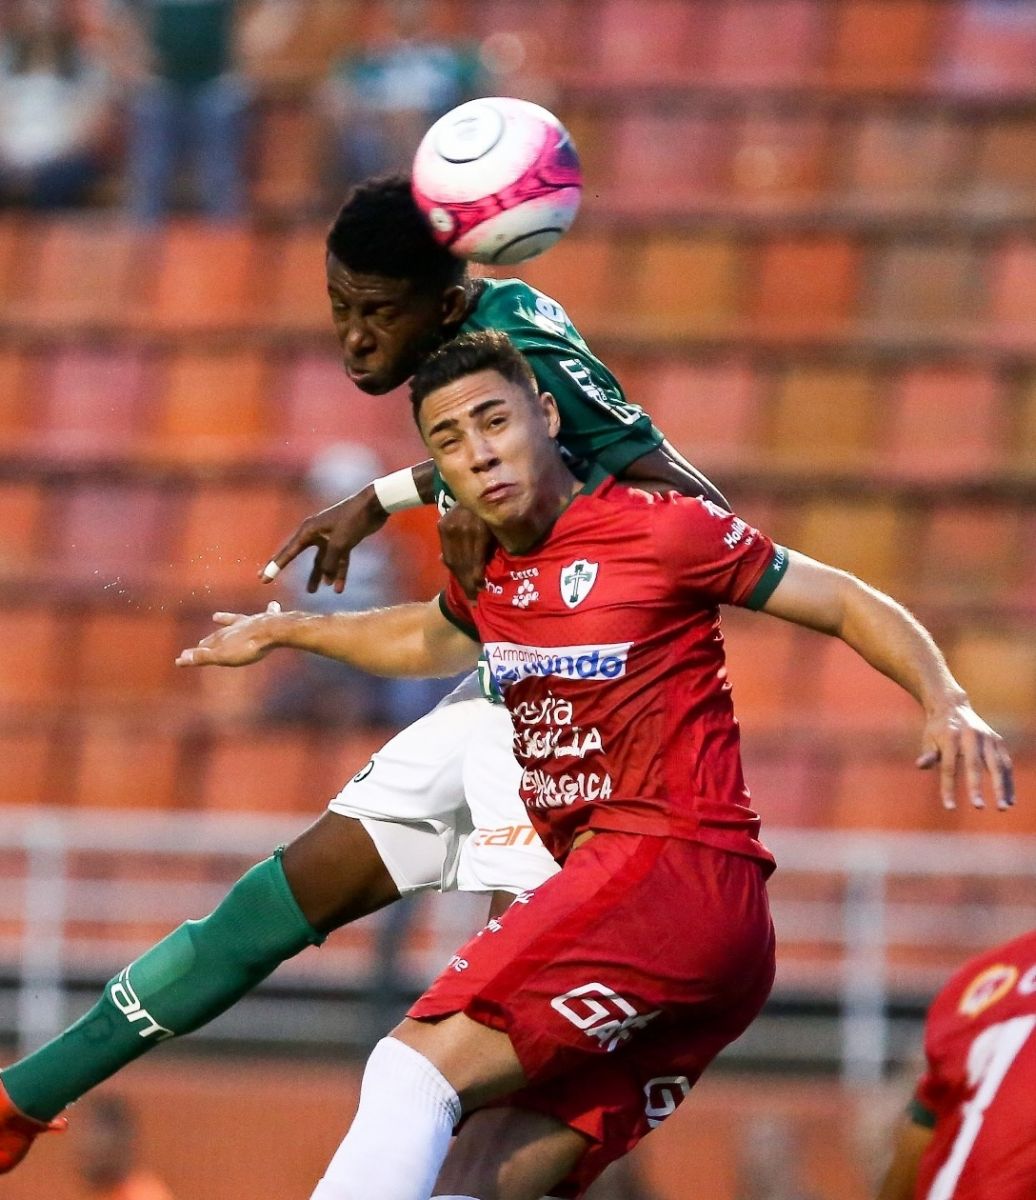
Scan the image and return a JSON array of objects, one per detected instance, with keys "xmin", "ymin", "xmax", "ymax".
[{"xmin": 328, "ymin": 673, "xmax": 559, "ymax": 896}]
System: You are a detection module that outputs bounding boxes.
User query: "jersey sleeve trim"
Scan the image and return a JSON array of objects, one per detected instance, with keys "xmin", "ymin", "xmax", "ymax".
[
  {"xmin": 743, "ymin": 545, "xmax": 790, "ymax": 611},
  {"xmin": 438, "ymin": 591, "xmax": 480, "ymax": 643},
  {"xmin": 907, "ymin": 1096, "xmax": 937, "ymax": 1130}
]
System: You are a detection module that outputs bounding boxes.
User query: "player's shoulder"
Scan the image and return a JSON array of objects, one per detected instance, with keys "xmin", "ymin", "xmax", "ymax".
[
  {"xmin": 468, "ymin": 277, "xmax": 577, "ymax": 344},
  {"xmin": 930, "ymin": 930, "xmax": 1036, "ymax": 1029}
]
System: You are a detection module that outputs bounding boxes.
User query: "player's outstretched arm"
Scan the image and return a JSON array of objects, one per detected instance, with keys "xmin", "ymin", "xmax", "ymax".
[
  {"xmin": 760, "ymin": 551, "xmax": 1014, "ymax": 812},
  {"xmin": 260, "ymin": 461, "xmax": 437, "ymax": 594},
  {"xmin": 176, "ymin": 597, "xmax": 480, "ymax": 679},
  {"xmin": 876, "ymin": 1113, "xmax": 932, "ymax": 1200}
]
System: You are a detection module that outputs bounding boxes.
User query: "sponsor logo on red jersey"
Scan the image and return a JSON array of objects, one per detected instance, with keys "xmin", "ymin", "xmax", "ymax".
[{"xmin": 485, "ymin": 640, "xmax": 632, "ymax": 689}]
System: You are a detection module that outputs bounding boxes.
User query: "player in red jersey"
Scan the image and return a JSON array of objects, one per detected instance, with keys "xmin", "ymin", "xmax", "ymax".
[
  {"xmin": 878, "ymin": 929, "xmax": 1036, "ymax": 1200},
  {"xmin": 179, "ymin": 330, "xmax": 1012, "ymax": 1200}
]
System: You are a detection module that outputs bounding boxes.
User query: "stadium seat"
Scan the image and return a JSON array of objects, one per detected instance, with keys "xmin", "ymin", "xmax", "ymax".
[
  {"xmin": 143, "ymin": 348, "xmax": 270, "ymax": 465},
  {"xmin": 54, "ymin": 481, "xmax": 172, "ymax": 586},
  {"xmin": 515, "ymin": 232, "xmax": 617, "ymax": 337},
  {"xmin": 710, "ymin": 0, "xmax": 823, "ymax": 87},
  {"xmin": 36, "ymin": 346, "xmax": 150, "ymax": 462},
  {"xmin": 606, "ymin": 110, "xmax": 728, "ymax": 212},
  {"xmin": 728, "ymin": 110, "xmax": 832, "ymax": 205},
  {"xmin": 0, "ymin": 347, "xmax": 37, "ymax": 454},
  {"xmin": 1016, "ymin": 374, "xmax": 1036, "ymax": 481},
  {"xmin": 388, "ymin": 505, "xmax": 451, "ymax": 601},
  {"xmin": 252, "ymin": 102, "xmax": 322, "ymax": 217},
  {"xmin": 71, "ymin": 721, "xmax": 183, "ymax": 809},
  {"xmin": 269, "ymin": 224, "xmax": 335, "ymax": 335},
  {"xmin": 590, "ymin": 0, "xmax": 713, "ymax": 85},
  {"xmin": 811, "ymin": 638, "xmax": 927, "ymax": 733},
  {"xmin": 938, "ymin": 0, "xmax": 1036, "ymax": 97},
  {"xmin": 170, "ymin": 480, "xmax": 294, "ymax": 595},
  {"xmin": 948, "ymin": 627, "xmax": 1036, "ymax": 724},
  {"xmin": 768, "ymin": 364, "xmax": 878, "ymax": 471},
  {"xmin": 988, "ymin": 238, "xmax": 1036, "ymax": 349},
  {"xmin": 791, "ymin": 497, "xmax": 906, "ymax": 594},
  {"xmin": 739, "ymin": 744, "xmax": 835, "ymax": 829},
  {"xmin": 135, "ymin": 222, "xmax": 258, "ymax": 334},
  {"xmin": 0, "ymin": 211, "xmax": 25, "ymax": 311},
  {"xmin": 626, "ymin": 232, "xmax": 742, "ymax": 339},
  {"xmin": 72, "ymin": 609, "xmax": 186, "ymax": 706},
  {"xmin": 846, "ymin": 111, "xmax": 965, "ymax": 209},
  {"xmin": 0, "ymin": 726, "xmax": 56, "ymax": 807},
  {"xmin": 882, "ymin": 365, "xmax": 1004, "ymax": 483},
  {"xmin": 720, "ymin": 609, "xmax": 803, "ymax": 734},
  {"xmin": 970, "ymin": 117, "xmax": 1036, "ymax": 210},
  {"xmin": 0, "ymin": 480, "xmax": 44, "ymax": 580},
  {"xmin": 866, "ymin": 239, "xmax": 978, "ymax": 328},
  {"xmin": 825, "ymin": 0, "xmax": 938, "ymax": 91},
  {"xmin": 197, "ymin": 728, "xmax": 317, "ymax": 812},
  {"xmin": 750, "ymin": 235, "xmax": 861, "ymax": 336},
  {"xmin": 832, "ymin": 757, "xmax": 943, "ymax": 833},
  {"xmin": 0, "ymin": 607, "xmax": 62, "ymax": 713},
  {"xmin": 916, "ymin": 501, "xmax": 1023, "ymax": 609},
  {"xmin": 6, "ymin": 217, "xmax": 141, "ymax": 332}
]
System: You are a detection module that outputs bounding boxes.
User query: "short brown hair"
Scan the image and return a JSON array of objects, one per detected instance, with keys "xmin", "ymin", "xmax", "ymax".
[{"xmin": 410, "ymin": 330, "xmax": 539, "ymax": 425}]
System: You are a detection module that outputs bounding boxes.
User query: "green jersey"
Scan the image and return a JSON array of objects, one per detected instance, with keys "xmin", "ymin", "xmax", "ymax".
[{"xmin": 431, "ymin": 278, "xmax": 663, "ymax": 511}]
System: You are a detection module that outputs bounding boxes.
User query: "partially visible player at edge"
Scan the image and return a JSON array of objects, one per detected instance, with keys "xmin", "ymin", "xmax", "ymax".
[
  {"xmin": 878, "ymin": 929, "xmax": 1036, "ymax": 1200},
  {"xmin": 177, "ymin": 331, "xmax": 1011, "ymax": 1200},
  {"xmin": 0, "ymin": 174, "xmax": 728, "ymax": 1172}
]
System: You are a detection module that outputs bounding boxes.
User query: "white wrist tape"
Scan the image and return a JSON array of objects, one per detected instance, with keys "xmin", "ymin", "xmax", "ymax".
[{"xmin": 372, "ymin": 468, "xmax": 423, "ymax": 514}]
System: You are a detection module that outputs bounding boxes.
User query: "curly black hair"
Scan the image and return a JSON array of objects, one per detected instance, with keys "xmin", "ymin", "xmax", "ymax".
[{"xmin": 326, "ymin": 174, "xmax": 467, "ymax": 292}]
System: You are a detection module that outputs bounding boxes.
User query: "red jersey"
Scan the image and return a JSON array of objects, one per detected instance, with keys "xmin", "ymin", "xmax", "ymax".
[
  {"xmin": 913, "ymin": 929, "xmax": 1036, "ymax": 1200},
  {"xmin": 441, "ymin": 475, "xmax": 786, "ymax": 868}
]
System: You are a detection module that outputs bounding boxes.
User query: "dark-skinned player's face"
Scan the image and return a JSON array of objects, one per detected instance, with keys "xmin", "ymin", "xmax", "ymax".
[{"xmin": 326, "ymin": 252, "xmax": 455, "ymax": 395}]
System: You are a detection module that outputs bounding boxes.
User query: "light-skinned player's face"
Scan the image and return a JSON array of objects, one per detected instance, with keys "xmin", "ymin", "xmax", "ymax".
[
  {"xmin": 418, "ymin": 368, "xmax": 568, "ymax": 548},
  {"xmin": 325, "ymin": 253, "xmax": 465, "ymax": 395}
]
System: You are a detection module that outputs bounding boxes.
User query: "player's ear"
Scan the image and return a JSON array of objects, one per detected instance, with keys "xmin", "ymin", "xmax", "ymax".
[
  {"xmin": 440, "ymin": 285, "xmax": 468, "ymax": 325},
  {"xmin": 540, "ymin": 391, "xmax": 561, "ymax": 438}
]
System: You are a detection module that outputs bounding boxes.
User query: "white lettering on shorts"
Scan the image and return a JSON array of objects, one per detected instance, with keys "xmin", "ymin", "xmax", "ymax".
[
  {"xmin": 550, "ymin": 983, "xmax": 661, "ymax": 1052},
  {"xmin": 108, "ymin": 968, "xmax": 174, "ymax": 1041},
  {"xmin": 644, "ymin": 1076, "xmax": 691, "ymax": 1128}
]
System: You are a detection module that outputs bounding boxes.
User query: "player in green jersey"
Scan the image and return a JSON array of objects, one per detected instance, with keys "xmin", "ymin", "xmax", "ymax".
[{"xmin": 0, "ymin": 176, "xmax": 726, "ymax": 1177}]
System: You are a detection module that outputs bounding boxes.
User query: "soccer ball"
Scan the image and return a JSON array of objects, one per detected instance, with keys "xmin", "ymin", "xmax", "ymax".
[{"xmin": 411, "ymin": 97, "xmax": 582, "ymax": 266}]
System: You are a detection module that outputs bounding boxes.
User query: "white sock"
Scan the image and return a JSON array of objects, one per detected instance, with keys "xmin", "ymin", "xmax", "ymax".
[{"xmin": 311, "ymin": 1037, "xmax": 462, "ymax": 1200}]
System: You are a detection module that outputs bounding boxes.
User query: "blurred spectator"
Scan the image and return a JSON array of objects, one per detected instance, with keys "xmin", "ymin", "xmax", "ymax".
[
  {"xmin": 0, "ymin": 0, "xmax": 115, "ymax": 209},
  {"xmin": 319, "ymin": 0, "xmax": 492, "ymax": 192},
  {"xmin": 263, "ymin": 441, "xmax": 456, "ymax": 729},
  {"xmin": 106, "ymin": 0, "xmax": 300, "ymax": 222},
  {"xmin": 74, "ymin": 1094, "xmax": 174, "ymax": 1200}
]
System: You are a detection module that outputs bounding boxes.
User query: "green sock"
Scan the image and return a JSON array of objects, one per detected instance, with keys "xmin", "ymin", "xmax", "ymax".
[{"xmin": 2, "ymin": 851, "xmax": 322, "ymax": 1121}]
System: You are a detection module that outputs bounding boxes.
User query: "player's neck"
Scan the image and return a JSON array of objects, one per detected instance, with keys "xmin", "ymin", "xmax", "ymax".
[{"xmin": 495, "ymin": 461, "xmax": 581, "ymax": 555}]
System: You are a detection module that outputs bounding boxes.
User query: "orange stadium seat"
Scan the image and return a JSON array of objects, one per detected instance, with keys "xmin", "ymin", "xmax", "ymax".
[
  {"xmin": 881, "ymin": 365, "xmax": 1004, "ymax": 482},
  {"xmin": 252, "ymin": 102, "xmax": 322, "ymax": 217},
  {"xmin": 171, "ymin": 480, "xmax": 293, "ymax": 595},
  {"xmin": 825, "ymin": 0, "xmax": 938, "ymax": 91},
  {"xmin": 866, "ymin": 240, "xmax": 979, "ymax": 328},
  {"xmin": 387, "ymin": 505, "xmax": 450, "ymax": 601},
  {"xmin": 638, "ymin": 357, "xmax": 763, "ymax": 473},
  {"xmin": 948, "ymin": 627, "xmax": 1036, "ymax": 725},
  {"xmin": 1016, "ymin": 373, "xmax": 1036, "ymax": 481},
  {"xmin": 768, "ymin": 363, "xmax": 878, "ymax": 472},
  {"xmin": 590, "ymin": 0, "xmax": 714, "ymax": 85},
  {"xmin": 514, "ymin": 231, "xmax": 617, "ymax": 337},
  {"xmin": 143, "ymin": 348, "xmax": 270, "ymax": 465},
  {"xmin": 988, "ymin": 238, "xmax": 1036, "ymax": 349},
  {"xmin": 269, "ymin": 224, "xmax": 335, "ymax": 335},
  {"xmin": 0, "ymin": 607, "xmax": 62, "ymax": 713},
  {"xmin": 0, "ymin": 726, "xmax": 56, "ymax": 807},
  {"xmin": 739, "ymin": 744, "xmax": 834, "ymax": 829},
  {"xmin": 720, "ymin": 609, "xmax": 803, "ymax": 734},
  {"xmin": 0, "ymin": 347, "xmax": 38, "ymax": 455},
  {"xmin": 728, "ymin": 110, "xmax": 832, "ymax": 205},
  {"xmin": 916, "ymin": 501, "xmax": 1024, "ymax": 609},
  {"xmin": 969, "ymin": 117, "xmax": 1036, "ymax": 208},
  {"xmin": 750, "ymin": 235, "xmax": 861, "ymax": 337},
  {"xmin": 811, "ymin": 637, "xmax": 921, "ymax": 733},
  {"xmin": 36, "ymin": 346, "xmax": 150, "ymax": 461},
  {"xmin": 72, "ymin": 609, "xmax": 186, "ymax": 707},
  {"xmin": 197, "ymin": 728, "xmax": 317, "ymax": 812},
  {"xmin": 626, "ymin": 232, "xmax": 742, "ymax": 339},
  {"xmin": 276, "ymin": 352, "xmax": 420, "ymax": 469},
  {"xmin": 939, "ymin": 0, "xmax": 1036, "ymax": 97},
  {"xmin": 135, "ymin": 222, "xmax": 258, "ymax": 334},
  {"xmin": 846, "ymin": 111, "xmax": 966, "ymax": 208},
  {"xmin": 0, "ymin": 479, "xmax": 44, "ymax": 580},
  {"xmin": 55, "ymin": 481, "xmax": 172, "ymax": 586},
  {"xmin": 0, "ymin": 211, "xmax": 26, "ymax": 311},
  {"xmin": 71, "ymin": 721, "xmax": 183, "ymax": 810},
  {"xmin": 606, "ymin": 110, "xmax": 728, "ymax": 212},
  {"xmin": 791, "ymin": 497, "xmax": 906, "ymax": 594},
  {"xmin": 6, "ymin": 217, "xmax": 141, "ymax": 332},
  {"xmin": 710, "ymin": 0, "xmax": 824, "ymax": 87}
]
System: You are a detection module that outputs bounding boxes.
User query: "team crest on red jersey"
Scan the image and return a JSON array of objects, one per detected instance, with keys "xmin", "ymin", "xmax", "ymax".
[
  {"xmin": 561, "ymin": 558, "xmax": 598, "ymax": 608},
  {"xmin": 959, "ymin": 962, "xmax": 1018, "ymax": 1018}
]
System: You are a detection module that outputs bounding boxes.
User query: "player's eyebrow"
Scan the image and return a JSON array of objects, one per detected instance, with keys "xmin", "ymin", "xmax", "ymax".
[{"xmin": 426, "ymin": 397, "xmax": 507, "ymax": 439}]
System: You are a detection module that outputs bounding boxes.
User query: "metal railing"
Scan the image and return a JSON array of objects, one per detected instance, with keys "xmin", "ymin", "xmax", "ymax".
[{"xmin": 0, "ymin": 808, "xmax": 1032, "ymax": 1081}]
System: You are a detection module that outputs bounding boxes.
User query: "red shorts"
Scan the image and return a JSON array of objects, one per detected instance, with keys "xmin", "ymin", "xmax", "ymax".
[{"xmin": 409, "ymin": 832, "xmax": 775, "ymax": 1197}]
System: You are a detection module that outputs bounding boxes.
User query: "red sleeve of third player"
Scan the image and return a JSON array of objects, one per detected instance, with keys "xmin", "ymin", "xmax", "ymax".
[
  {"xmin": 438, "ymin": 574, "xmax": 481, "ymax": 642},
  {"xmin": 649, "ymin": 494, "xmax": 789, "ymax": 610}
]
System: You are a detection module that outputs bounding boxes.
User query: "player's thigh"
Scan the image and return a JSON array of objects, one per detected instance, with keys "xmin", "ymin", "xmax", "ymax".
[
  {"xmin": 454, "ymin": 697, "xmax": 559, "ymax": 895},
  {"xmin": 435, "ymin": 1107, "xmax": 588, "ymax": 1200}
]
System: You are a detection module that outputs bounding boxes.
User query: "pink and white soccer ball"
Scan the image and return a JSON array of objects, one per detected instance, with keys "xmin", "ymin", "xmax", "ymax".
[{"xmin": 412, "ymin": 97, "xmax": 582, "ymax": 265}]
